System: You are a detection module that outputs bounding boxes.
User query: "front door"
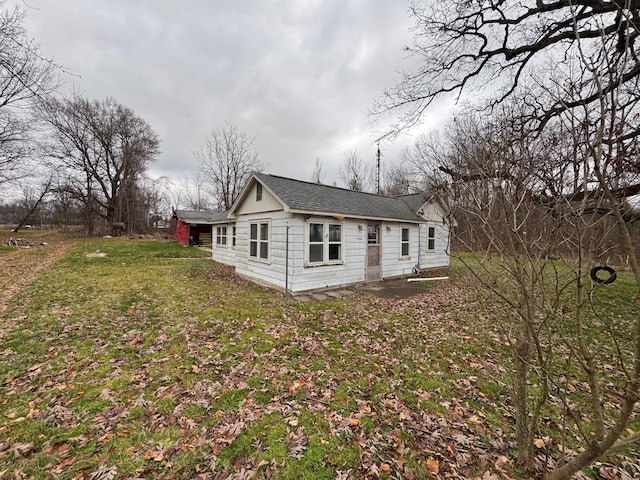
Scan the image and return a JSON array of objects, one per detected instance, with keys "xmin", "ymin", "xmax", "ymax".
[{"xmin": 366, "ymin": 222, "xmax": 381, "ymax": 282}]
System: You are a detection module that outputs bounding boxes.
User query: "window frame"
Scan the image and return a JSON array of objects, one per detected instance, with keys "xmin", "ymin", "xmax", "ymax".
[
  {"xmin": 215, "ymin": 225, "xmax": 227, "ymax": 246},
  {"xmin": 249, "ymin": 220, "xmax": 270, "ymax": 262},
  {"xmin": 305, "ymin": 220, "xmax": 344, "ymax": 266},
  {"xmin": 400, "ymin": 226, "xmax": 410, "ymax": 259},
  {"xmin": 427, "ymin": 225, "xmax": 436, "ymax": 252},
  {"xmin": 256, "ymin": 183, "xmax": 263, "ymax": 202},
  {"xmin": 231, "ymin": 226, "xmax": 236, "ymax": 248}
]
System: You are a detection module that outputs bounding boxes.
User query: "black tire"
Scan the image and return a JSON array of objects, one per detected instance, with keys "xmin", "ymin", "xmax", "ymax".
[{"xmin": 590, "ymin": 265, "xmax": 617, "ymax": 285}]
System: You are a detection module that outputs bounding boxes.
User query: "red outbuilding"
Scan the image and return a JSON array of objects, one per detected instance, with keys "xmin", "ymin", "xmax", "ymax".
[{"xmin": 172, "ymin": 209, "xmax": 228, "ymax": 246}]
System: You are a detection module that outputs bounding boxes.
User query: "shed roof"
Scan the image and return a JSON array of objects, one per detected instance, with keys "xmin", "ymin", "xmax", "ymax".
[
  {"xmin": 174, "ymin": 209, "xmax": 229, "ymax": 224},
  {"xmin": 250, "ymin": 173, "xmax": 431, "ymax": 223}
]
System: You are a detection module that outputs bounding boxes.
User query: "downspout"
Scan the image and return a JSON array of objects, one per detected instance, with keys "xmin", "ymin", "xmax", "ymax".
[
  {"xmin": 413, "ymin": 223, "xmax": 422, "ymax": 275},
  {"xmin": 285, "ymin": 223, "xmax": 290, "ymax": 296}
]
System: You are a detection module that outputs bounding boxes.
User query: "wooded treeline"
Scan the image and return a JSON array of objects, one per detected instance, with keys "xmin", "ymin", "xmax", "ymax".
[
  {"xmin": 375, "ymin": 2, "xmax": 640, "ymax": 479},
  {"xmin": 0, "ymin": 1, "xmax": 164, "ymax": 235}
]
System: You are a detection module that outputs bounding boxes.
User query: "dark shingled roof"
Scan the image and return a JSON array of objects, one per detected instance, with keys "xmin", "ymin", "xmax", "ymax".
[
  {"xmin": 254, "ymin": 173, "xmax": 429, "ymax": 222},
  {"xmin": 174, "ymin": 210, "xmax": 229, "ymax": 224}
]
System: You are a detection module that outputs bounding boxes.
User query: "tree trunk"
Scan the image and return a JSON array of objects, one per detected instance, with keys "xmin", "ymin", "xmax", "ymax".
[
  {"xmin": 515, "ymin": 315, "xmax": 535, "ymax": 473},
  {"xmin": 12, "ymin": 179, "xmax": 51, "ymax": 233}
]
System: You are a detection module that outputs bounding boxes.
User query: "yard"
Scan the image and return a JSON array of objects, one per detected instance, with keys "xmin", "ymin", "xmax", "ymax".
[{"xmin": 0, "ymin": 232, "xmax": 637, "ymax": 479}]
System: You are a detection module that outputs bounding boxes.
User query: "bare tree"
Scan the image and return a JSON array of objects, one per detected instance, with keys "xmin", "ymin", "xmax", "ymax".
[
  {"xmin": 374, "ymin": 0, "xmax": 640, "ymax": 141},
  {"xmin": 420, "ymin": 97, "xmax": 640, "ymax": 478},
  {"xmin": 195, "ymin": 122, "xmax": 264, "ymax": 211},
  {"xmin": 339, "ymin": 148, "xmax": 372, "ymax": 192},
  {"xmin": 310, "ymin": 157, "xmax": 324, "ymax": 184},
  {"xmin": 0, "ymin": 1, "xmax": 58, "ymax": 186},
  {"xmin": 41, "ymin": 95, "xmax": 160, "ymax": 235},
  {"xmin": 179, "ymin": 172, "xmax": 213, "ymax": 211},
  {"xmin": 375, "ymin": 3, "xmax": 640, "ymax": 477},
  {"xmin": 380, "ymin": 162, "xmax": 412, "ymax": 196}
]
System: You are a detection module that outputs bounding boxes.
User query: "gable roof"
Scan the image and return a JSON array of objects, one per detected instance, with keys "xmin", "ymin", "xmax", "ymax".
[
  {"xmin": 173, "ymin": 209, "xmax": 230, "ymax": 224},
  {"xmin": 234, "ymin": 173, "xmax": 431, "ymax": 223}
]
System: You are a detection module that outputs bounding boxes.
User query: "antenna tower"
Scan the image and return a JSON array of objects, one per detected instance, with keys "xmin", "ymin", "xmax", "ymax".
[{"xmin": 373, "ymin": 132, "xmax": 393, "ymax": 194}]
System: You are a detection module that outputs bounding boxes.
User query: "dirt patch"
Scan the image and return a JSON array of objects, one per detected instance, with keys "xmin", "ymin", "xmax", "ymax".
[{"xmin": 0, "ymin": 240, "xmax": 75, "ymax": 338}]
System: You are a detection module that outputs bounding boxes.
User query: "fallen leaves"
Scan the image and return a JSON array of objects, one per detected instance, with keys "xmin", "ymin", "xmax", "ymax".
[
  {"xmin": 8, "ymin": 240, "xmax": 629, "ymax": 479},
  {"xmin": 426, "ymin": 457, "xmax": 440, "ymax": 476}
]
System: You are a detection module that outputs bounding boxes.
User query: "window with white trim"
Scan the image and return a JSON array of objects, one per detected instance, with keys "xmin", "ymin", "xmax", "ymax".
[
  {"xmin": 231, "ymin": 226, "xmax": 236, "ymax": 248},
  {"xmin": 249, "ymin": 221, "xmax": 269, "ymax": 260},
  {"xmin": 216, "ymin": 226, "xmax": 227, "ymax": 246},
  {"xmin": 400, "ymin": 227, "xmax": 410, "ymax": 257},
  {"xmin": 306, "ymin": 221, "xmax": 342, "ymax": 265},
  {"xmin": 256, "ymin": 183, "xmax": 263, "ymax": 201},
  {"xmin": 427, "ymin": 226, "xmax": 436, "ymax": 251}
]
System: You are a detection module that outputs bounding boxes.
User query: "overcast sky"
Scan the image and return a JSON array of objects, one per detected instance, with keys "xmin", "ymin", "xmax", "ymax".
[{"xmin": 13, "ymin": 0, "xmax": 452, "ymax": 189}]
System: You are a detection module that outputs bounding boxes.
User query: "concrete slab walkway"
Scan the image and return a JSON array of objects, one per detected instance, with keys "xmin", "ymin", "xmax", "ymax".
[{"xmin": 291, "ymin": 278, "xmax": 445, "ymax": 302}]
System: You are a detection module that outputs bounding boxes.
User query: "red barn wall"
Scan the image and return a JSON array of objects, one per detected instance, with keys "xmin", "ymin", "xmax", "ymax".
[{"xmin": 175, "ymin": 218, "xmax": 190, "ymax": 245}]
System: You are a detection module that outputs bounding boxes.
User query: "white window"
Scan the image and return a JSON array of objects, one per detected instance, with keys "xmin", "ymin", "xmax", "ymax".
[
  {"xmin": 256, "ymin": 183, "xmax": 263, "ymax": 201},
  {"xmin": 427, "ymin": 226, "xmax": 436, "ymax": 251},
  {"xmin": 231, "ymin": 226, "xmax": 236, "ymax": 248},
  {"xmin": 367, "ymin": 224, "xmax": 379, "ymax": 245},
  {"xmin": 400, "ymin": 227, "xmax": 410, "ymax": 257},
  {"xmin": 249, "ymin": 221, "xmax": 269, "ymax": 260},
  {"xmin": 307, "ymin": 221, "xmax": 342, "ymax": 265},
  {"xmin": 216, "ymin": 226, "xmax": 227, "ymax": 246}
]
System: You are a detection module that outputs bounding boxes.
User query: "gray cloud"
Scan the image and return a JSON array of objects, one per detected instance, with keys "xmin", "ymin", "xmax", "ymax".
[{"xmin": 14, "ymin": 0, "xmax": 449, "ymax": 187}]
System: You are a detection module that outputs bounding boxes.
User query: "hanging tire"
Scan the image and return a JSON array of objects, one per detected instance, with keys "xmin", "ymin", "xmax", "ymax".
[{"xmin": 590, "ymin": 265, "xmax": 617, "ymax": 285}]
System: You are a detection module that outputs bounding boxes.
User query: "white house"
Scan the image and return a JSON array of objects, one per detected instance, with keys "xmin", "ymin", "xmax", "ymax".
[{"xmin": 209, "ymin": 173, "xmax": 452, "ymax": 293}]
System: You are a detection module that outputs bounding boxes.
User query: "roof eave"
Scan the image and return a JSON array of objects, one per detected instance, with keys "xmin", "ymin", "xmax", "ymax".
[{"xmin": 287, "ymin": 209, "xmax": 425, "ymax": 224}]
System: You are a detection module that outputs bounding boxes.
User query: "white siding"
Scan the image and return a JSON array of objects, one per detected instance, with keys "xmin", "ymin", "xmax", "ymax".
[
  {"xmin": 289, "ymin": 218, "xmax": 366, "ymax": 292},
  {"xmin": 420, "ymin": 202, "xmax": 446, "ymax": 223},
  {"xmin": 418, "ymin": 223, "xmax": 450, "ymax": 270},
  {"xmin": 234, "ymin": 211, "xmax": 292, "ymax": 290},
  {"xmin": 217, "ymin": 203, "xmax": 451, "ymax": 292},
  {"xmin": 380, "ymin": 222, "xmax": 450, "ymax": 278},
  {"xmin": 416, "ymin": 201, "xmax": 451, "ymax": 271},
  {"xmin": 230, "ymin": 214, "xmax": 368, "ymax": 292},
  {"xmin": 236, "ymin": 182, "xmax": 283, "ymax": 215},
  {"xmin": 381, "ymin": 223, "xmax": 421, "ymax": 278},
  {"xmin": 212, "ymin": 223, "xmax": 237, "ymax": 266}
]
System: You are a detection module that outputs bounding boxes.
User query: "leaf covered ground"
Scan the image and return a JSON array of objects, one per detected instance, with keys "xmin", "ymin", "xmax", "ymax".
[{"xmin": 0, "ymin": 235, "xmax": 637, "ymax": 479}]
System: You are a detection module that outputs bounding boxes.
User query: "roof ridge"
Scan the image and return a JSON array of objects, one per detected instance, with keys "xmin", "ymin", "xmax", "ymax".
[{"xmin": 256, "ymin": 172, "xmax": 403, "ymax": 199}]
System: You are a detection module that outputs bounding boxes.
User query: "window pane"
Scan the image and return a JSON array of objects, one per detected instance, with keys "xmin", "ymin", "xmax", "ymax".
[
  {"xmin": 309, "ymin": 244, "xmax": 323, "ymax": 262},
  {"xmin": 329, "ymin": 224, "xmax": 341, "ymax": 242},
  {"xmin": 309, "ymin": 223, "xmax": 323, "ymax": 242},
  {"xmin": 401, "ymin": 243, "xmax": 409, "ymax": 256},
  {"xmin": 402, "ymin": 228, "xmax": 409, "ymax": 242},
  {"xmin": 367, "ymin": 225, "xmax": 378, "ymax": 244},
  {"xmin": 250, "ymin": 223, "xmax": 257, "ymax": 240},
  {"xmin": 428, "ymin": 227, "xmax": 435, "ymax": 250},
  {"xmin": 221, "ymin": 226, "xmax": 227, "ymax": 235},
  {"xmin": 260, "ymin": 223, "xmax": 268, "ymax": 240},
  {"xmin": 329, "ymin": 243, "xmax": 341, "ymax": 261},
  {"xmin": 256, "ymin": 183, "xmax": 262, "ymax": 201},
  {"xmin": 259, "ymin": 241, "xmax": 268, "ymax": 259},
  {"xmin": 250, "ymin": 241, "xmax": 257, "ymax": 257}
]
